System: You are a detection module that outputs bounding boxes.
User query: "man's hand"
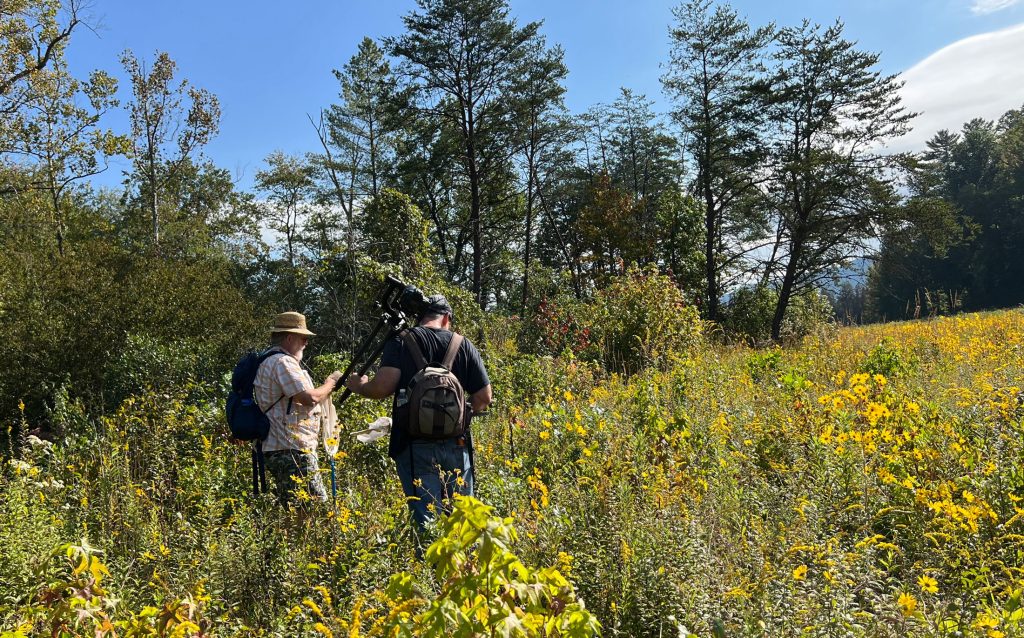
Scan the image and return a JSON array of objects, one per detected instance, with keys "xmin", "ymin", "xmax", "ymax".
[
  {"xmin": 345, "ymin": 367, "xmax": 399, "ymax": 400},
  {"xmin": 326, "ymin": 370, "xmax": 343, "ymax": 390},
  {"xmin": 346, "ymin": 373, "xmax": 368, "ymax": 393}
]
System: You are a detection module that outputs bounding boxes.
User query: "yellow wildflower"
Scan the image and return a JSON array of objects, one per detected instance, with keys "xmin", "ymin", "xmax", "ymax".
[
  {"xmin": 897, "ymin": 592, "xmax": 917, "ymax": 616},
  {"xmin": 917, "ymin": 575, "xmax": 938, "ymax": 594}
]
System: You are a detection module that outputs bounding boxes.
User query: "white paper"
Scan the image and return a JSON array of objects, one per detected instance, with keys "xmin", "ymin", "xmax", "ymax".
[{"xmin": 354, "ymin": 416, "xmax": 392, "ymax": 444}]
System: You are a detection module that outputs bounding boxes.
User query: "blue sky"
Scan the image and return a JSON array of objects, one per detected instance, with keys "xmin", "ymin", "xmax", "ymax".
[{"xmin": 66, "ymin": 0, "xmax": 1024, "ymax": 189}]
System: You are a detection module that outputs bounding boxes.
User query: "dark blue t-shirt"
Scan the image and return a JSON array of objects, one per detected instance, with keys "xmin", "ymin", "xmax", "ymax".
[{"xmin": 380, "ymin": 326, "xmax": 489, "ymax": 457}]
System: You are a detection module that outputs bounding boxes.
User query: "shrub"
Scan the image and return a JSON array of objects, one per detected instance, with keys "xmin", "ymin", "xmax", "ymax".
[
  {"xmin": 357, "ymin": 188, "xmax": 435, "ymax": 283},
  {"xmin": 721, "ymin": 285, "xmax": 777, "ymax": 344},
  {"xmin": 746, "ymin": 349, "xmax": 783, "ymax": 383},
  {"xmin": 520, "ymin": 266, "xmax": 703, "ymax": 373},
  {"xmin": 105, "ymin": 334, "xmax": 216, "ymax": 406},
  {"xmin": 3, "ymin": 540, "xmax": 212, "ymax": 637},
  {"xmin": 782, "ymin": 288, "xmax": 835, "ymax": 341},
  {"xmin": 860, "ymin": 338, "xmax": 914, "ymax": 379},
  {"xmin": 722, "ymin": 285, "xmax": 834, "ymax": 344},
  {"xmin": 327, "ymin": 496, "xmax": 601, "ymax": 637},
  {"xmin": 590, "ymin": 265, "xmax": 702, "ymax": 372},
  {"xmin": 0, "ymin": 239, "xmax": 264, "ymax": 425},
  {"xmin": 521, "ymin": 296, "xmax": 595, "ymax": 359}
]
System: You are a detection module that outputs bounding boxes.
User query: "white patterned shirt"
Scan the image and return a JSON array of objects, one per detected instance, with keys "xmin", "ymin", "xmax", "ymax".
[{"xmin": 253, "ymin": 348, "xmax": 322, "ymax": 453}]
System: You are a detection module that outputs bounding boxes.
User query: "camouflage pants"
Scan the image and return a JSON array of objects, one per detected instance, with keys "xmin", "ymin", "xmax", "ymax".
[{"xmin": 264, "ymin": 449, "xmax": 328, "ymax": 505}]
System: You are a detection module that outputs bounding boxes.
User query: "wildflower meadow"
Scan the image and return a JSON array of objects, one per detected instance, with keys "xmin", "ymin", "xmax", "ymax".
[{"xmin": 2, "ymin": 309, "xmax": 1024, "ymax": 637}]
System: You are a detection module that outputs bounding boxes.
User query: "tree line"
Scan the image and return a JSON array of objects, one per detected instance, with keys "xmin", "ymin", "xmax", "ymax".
[{"xmin": 2, "ymin": 0, "xmax": 1022, "ymax": 423}]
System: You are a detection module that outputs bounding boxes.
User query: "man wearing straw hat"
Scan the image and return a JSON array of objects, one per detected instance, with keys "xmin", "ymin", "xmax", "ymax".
[{"xmin": 254, "ymin": 311, "xmax": 342, "ymax": 504}]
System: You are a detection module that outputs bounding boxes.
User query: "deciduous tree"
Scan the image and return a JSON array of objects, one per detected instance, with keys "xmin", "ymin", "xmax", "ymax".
[
  {"xmin": 121, "ymin": 50, "xmax": 220, "ymax": 247},
  {"xmin": 6, "ymin": 63, "xmax": 127, "ymax": 256}
]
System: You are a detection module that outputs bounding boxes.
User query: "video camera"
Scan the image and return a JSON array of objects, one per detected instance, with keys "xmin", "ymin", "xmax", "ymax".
[{"xmin": 398, "ymin": 281, "xmax": 430, "ymax": 321}]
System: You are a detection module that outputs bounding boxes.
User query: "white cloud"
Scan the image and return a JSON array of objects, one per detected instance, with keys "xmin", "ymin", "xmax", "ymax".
[
  {"xmin": 971, "ymin": 0, "xmax": 1022, "ymax": 15},
  {"xmin": 886, "ymin": 22, "xmax": 1024, "ymax": 154}
]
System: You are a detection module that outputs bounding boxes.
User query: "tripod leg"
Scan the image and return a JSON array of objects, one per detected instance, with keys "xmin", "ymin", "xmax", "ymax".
[{"xmin": 340, "ymin": 320, "xmax": 387, "ymax": 381}]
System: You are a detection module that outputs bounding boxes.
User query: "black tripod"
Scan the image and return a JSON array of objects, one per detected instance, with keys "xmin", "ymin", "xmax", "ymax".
[{"xmin": 335, "ymin": 275, "xmax": 415, "ymax": 407}]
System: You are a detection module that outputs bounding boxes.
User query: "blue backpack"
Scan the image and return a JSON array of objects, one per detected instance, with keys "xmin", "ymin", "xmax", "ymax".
[{"xmin": 226, "ymin": 350, "xmax": 287, "ymax": 494}]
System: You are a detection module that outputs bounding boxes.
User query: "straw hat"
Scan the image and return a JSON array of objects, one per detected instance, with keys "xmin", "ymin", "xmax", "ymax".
[{"xmin": 271, "ymin": 311, "xmax": 316, "ymax": 336}]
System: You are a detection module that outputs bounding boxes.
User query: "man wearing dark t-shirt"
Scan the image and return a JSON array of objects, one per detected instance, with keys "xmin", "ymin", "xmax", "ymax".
[{"xmin": 345, "ymin": 294, "xmax": 492, "ymax": 529}]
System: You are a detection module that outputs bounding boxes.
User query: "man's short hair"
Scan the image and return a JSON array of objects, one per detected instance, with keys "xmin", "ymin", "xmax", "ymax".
[
  {"xmin": 419, "ymin": 311, "xmax": 448, "ymax": 324},
  {"xmin": 270, "ymin": 332, "xmax": 290, "ymax": 346}
]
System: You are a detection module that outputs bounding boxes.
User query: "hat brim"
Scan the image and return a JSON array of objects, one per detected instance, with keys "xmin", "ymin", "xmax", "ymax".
[{"xmin": 271, "ymin": 327, "xmax": 316, "ymax": 337}]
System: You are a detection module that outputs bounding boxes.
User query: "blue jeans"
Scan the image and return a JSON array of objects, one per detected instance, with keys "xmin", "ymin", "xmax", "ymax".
[{"xmin": 395, "ymin": 438, "xmax": 474, "ymax": 530}]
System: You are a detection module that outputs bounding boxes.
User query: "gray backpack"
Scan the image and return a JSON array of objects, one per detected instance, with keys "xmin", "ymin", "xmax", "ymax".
[{"xmin": 403, "ymin": 331, "xmax": 466, "ymax": 439}]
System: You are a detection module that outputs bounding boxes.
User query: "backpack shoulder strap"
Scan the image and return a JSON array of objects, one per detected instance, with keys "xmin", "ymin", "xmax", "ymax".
[
  {"xmin": 403, "ymin": 330, "xmax": 428, "ymax": 370},
  {"xmin": 442, "ymin": 333, "xmax": 464, "ymax": 370},
  {"xmin": 257, "ymin": 348, "xmax": 287, "ymax": 364}
]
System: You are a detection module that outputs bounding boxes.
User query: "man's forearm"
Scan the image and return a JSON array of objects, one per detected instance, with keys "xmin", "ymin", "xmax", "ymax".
[
  {"xmin": 347, "ymin": 367, "xmax": 401, "ymax": 400},
  {"xmin": 292, "ymin": 374, "xmax": 342, "ymax": 406},
  {"xmin": 355, "ymin": 377, "xmax": 393, "ymax": 400},
  {"xmin": 306, "ymin": 381, "xmax": 337, "ymax": 405}
]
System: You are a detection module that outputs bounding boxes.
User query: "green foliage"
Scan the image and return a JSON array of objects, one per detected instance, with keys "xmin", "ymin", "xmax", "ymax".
[
  {"xmin": 746, "ymin": 348, "xmax": 782, "ymax": 382},
  {"xmin": 870, "ymin": 106, "xmax": 1024, "ymax": 318},
  {"xmin": 386, "ymin": 0, "xmax": 553, "ymax": 303},
  {"xmin": 0, "ymin": 234, "xmax": 264, "ymax": 424},
  {"xmin": 760, "ymin": 20, "xmax": 912, "ymax": 341},
  {"xmin": 1, "ymin": 538, "xmax": 213, "ymax": 637},
  {"xmin": 121, "ymin": 49, "xmax": 221, "ymax": 247},
  {"xmin": 721, "ymin": 285, "xmax": 778, "ymax": 344},
  {"xmin": 860, "ymin": 338, "xmax": 914, "ymax": 379},
  {"xmin": 358, "ymin": 188, "xmax": 436, "ymax": 283},
  {"xmin": 783, "ymin": 288, "xmax": 835, "ymax": 340},
  {"xmin": 6, "ymin": 3, "xmax": 1024, "ymax": 636},
  {"xmin": 1, "ymin": 0, "xmax": 80, "ymax": 144},
  {"xmin": 723, "ymin": 285, "xmax": 833, "ymax": 345},
  {"xmin": 346, "ymin": 496, "xmax": 601, "ymax": 637},
  {"xmin": 319, "ymin": 35, "xmax": 401, "ymax": 208},
  {"xmin": 521, "ymin": 266, "xmax": 703, "ymax": 373},
  {"xmin": 663, "ymin": 0, "xmax": 773, "ymax": 321},
  {"xmin": 653, "ymin": 189, "xmax": 705, "ymax": 299},
  {"xmin": 4, "ymin": 60, "xmax": 128, "ymax": 257},
  {"xmin": 105, "ymin": 334, "xmax": 214, "ymax": 406},
  {"xmin": 590, "ymin": 265, "xmax": 702, "ymax": 372}
]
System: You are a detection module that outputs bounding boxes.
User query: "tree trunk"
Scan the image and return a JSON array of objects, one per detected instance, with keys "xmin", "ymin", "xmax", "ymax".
[
  {"xmin": 368, "ymin": 114, "xmax": 380, "ymax": 198},
  {"xmin": 703, "ymin": 183, "xmax": 719, "ymax": 321},
  {"xmin": 149, "ymin": 153, "xmax": 159, "ymax": 246},
  {"xmin": 522, "ymin": 140, "xmax": 537, "ymax": 313},
  {"xmin": 771, "ymin": 235, "xmax": 801, "ymax": 342},
  {"xmin": 51, "ymin": 191, "xmax": 66, "ymax": 258},
  {"xmin": 465, "ymin": 111, "xmax": 484, "ymax": 308}
]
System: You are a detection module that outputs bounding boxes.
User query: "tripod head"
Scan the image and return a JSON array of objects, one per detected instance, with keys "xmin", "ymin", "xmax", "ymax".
[{"xmin": 380, "ymin": 275, "xmax": 437, "ymax": 326}]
